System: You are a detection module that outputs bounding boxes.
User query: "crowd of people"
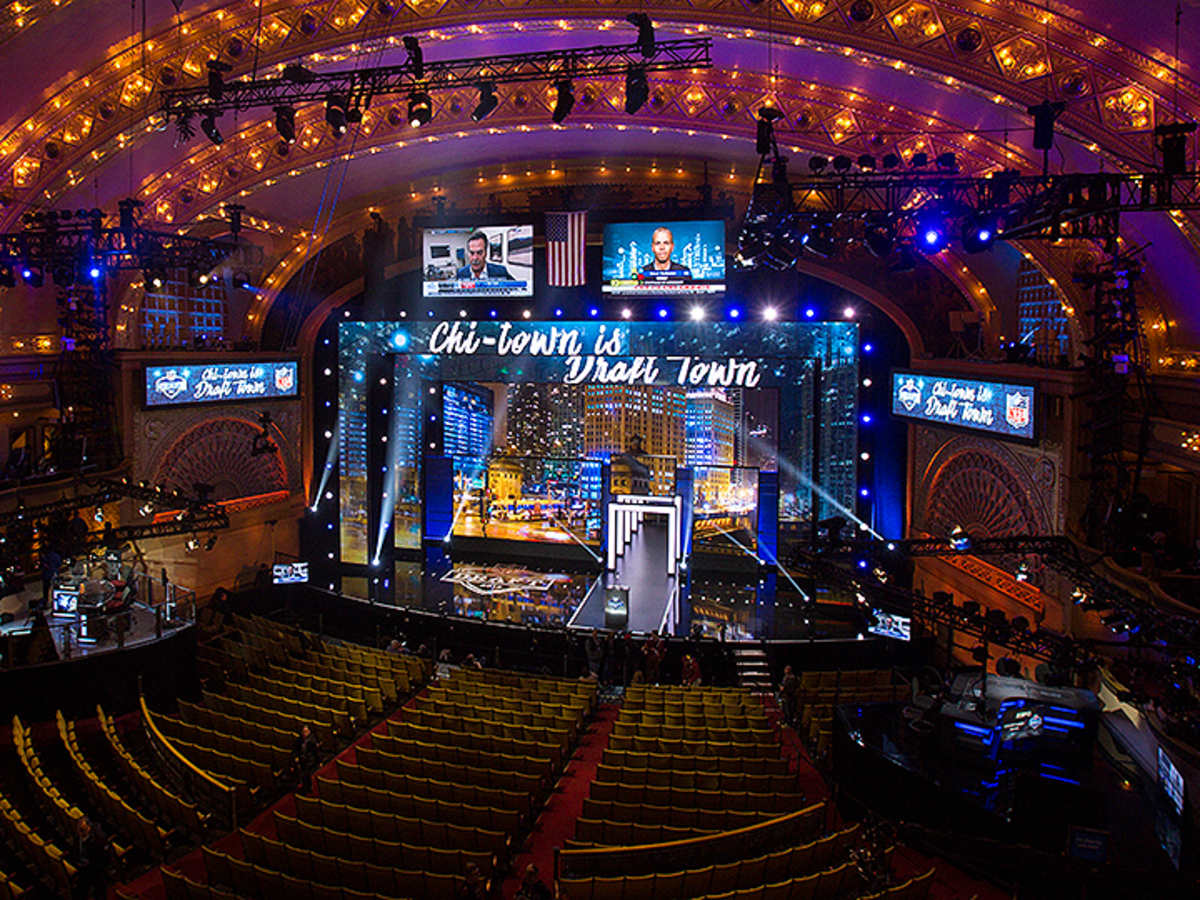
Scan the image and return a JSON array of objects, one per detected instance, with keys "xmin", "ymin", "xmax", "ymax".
[{"xmin": 581, "ymin": 628, "xmax": 704, "ymax": 687}]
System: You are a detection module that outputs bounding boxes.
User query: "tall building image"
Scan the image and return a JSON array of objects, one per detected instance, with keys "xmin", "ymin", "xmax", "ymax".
[
  {"xmin": 583, "ymin": 385, "xmax": 685, "ymax": 493},
  {"xmin": 506, "ymin": 383, "xmax": 584, "ymax": 482},
  {"xmin": 443, "ymin": 383, "xmax": 494, "ymax": 475},
  {"xmin": 686, "ymin": 389, "xmax": 737, "ymax": 501}
]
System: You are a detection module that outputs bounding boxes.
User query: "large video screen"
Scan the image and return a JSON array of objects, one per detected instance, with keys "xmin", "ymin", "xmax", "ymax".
[
  {"xmin": 602, "ymin": 220, "xmax": 725, "ymax": 295},
  {"xmin": 422, "ymin": 225, "xmax": 533, "ymax": 297},
  {"xmin": 145, "ymin": 361, "xmax": 297, "ymax": 407},
  {"xmin": 338, "ymin": 321, "xmax": 859, "ymax": 560},
  {"xmin": 890, "ymin": 370, "xmax": 1035, "ymax": 441}
]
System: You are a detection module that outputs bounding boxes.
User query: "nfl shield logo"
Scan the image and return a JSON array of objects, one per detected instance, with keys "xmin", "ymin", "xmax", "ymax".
[
  {"xmin": 1005, "ymin": 392, "xmax": 1030, "ymax": 430},
  {"xmin": 897, "ymin": 377, "xmax": 922, "ymax": 412},
  {"xmin": 154, "ymin": 369, "xmax": 188, "ymax": 400},
  {"xmin": 274, "ymin": 365, "xmax": 294, "ymax": 392}
]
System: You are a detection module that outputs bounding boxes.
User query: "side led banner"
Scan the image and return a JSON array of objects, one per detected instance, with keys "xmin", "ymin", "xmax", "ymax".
[
  {"xmin": 891, "ymin": 370, "xmax": 1035, "ymax": 441},
  {"xmin": 145, "ymin": 361, "xmax": 298, "ymax": 407}
]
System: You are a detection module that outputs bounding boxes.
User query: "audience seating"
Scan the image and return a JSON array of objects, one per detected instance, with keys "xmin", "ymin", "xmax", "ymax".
[
  {"xmin": 595, "ymin": 763, "xmax": 798, "ymax": 793},
  {"xmin": 601, "ymin": 748, "xmax": 792, "ymax": 775},
  {"xmin": 384, "ymin": 713, "xmax": 567, "ymax": 767},
  {"xmin": 152, "ymin": 713, "xmax": 277, "ymax": 792},
  {"xmin": 178, "ymin": 699, "xmax": 296, "ymax": 755},
  {"xmin": 0, "ymin": 871, "xmax": 27, "ymax": 900},
  {"xmin": 370, "ymin": 731, "xmax": 555, "ymax": 781},
  {"xmin": 12, "ymin": 716, "xmax": 86, "ymax": 843},
  {"xmin": 98, "ymin": 706, "xmax": 207, "ymax": 835},
  {"xmin": 0, "ymin": 773, "xmax": 77, "ymax": 897},
  {"xmin": 353, "ymin": 745, "xmax": 542, "ymax": 796},
  {"xmin": 580, "ymin": 799, "xmax": 773, "ymax": 832},
  {"xmin": 607, "ymin": 734, "xmax": 780, "ymax": 758},
  {"xmin": 221, "ymin": 683, "xmax": 345, "ymax": 744},
  {"xmin": 859, "ymin": 867, "xmax": 934, "ymax": 900},
  {"xmin": 242, "ymin": 673, "xmax": 357, "ymax": 735},
  {"xmin": 569, "ymin": 818, "xmax": 718, "ymax": 847},
  {"xmin": 57, "ymin": 711, "xmax": 169, "ymax": 859},
  {"xmin": 333, "ymin": 759, "xmax": 535, "ymax": 820},
  {"xmin": 201, "ymin": 689, "xmax": 334, "ymax": 748},
  {"xmin": 314, "ymin": 776, "xmax": 522, "ymax": 833}
]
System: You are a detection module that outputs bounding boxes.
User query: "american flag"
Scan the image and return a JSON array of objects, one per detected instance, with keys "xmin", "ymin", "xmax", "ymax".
[{"xmin": 545, "ymin": 211, "xmax": 587, "ymax": 287}]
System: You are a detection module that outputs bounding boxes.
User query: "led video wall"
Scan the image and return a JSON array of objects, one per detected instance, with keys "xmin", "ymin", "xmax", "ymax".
[
  {"xmin": 338, "ymin": 321, "xmax": 858, "ymax": 563},
  {"xmin": 890, "ymin": 370, "xmax": 1035, "ymax": 441}
]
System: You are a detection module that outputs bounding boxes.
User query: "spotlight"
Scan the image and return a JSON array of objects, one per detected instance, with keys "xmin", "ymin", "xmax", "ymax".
[
  {"xmin": 755, "ymin": 106, "xmax": 783, "ymax": 155},
  {"xmin": 552, "ymin": 80, "xmax": 574, "ymax": 123},
  {"xmin": 833, "ymin": 155, "xmax": 853, "ymax": 172},
  {"xmin": 93, "ymin": 506, "xmax": 104, "ymax": 523},
  {"xmin": 185, "ymin": 536, "xmax": 199, "ymax": 552},
  {"xmin": 881, "ymin": 153, "xmax": 900, "ymax": 169},
  {"xmin": 206, "ymin": 60, "xmax": 232, "ymax": 101},
  {"xmin": 960, "ymin": 214, "xmax": 997, "ymax": 253},
  {"xmin": 204, "ymin": 534, "xmax": 218, "ymax": 552},
  {"xmin": 471, "ymin": 83, "xmax": 499, "ymax": 122},
  {"xmin": 935, "ymin": 152, "xmax": 957, "ymax": 170},
  {"xmin": 274, "ymin": 105, "xmax": 296, "ymax": 143},
  {"xmin": 656, "ymin": 306, "xmax": 669, "ymax": 319},
  {"xmin": 910, "ymin": 151, "xmax": 929, "ymax": 167},
  {"xmin": 402, "ymin": 35, "xmax": 424, "ymax": 79},
  {"xmin": 588, "ymin": 306, "xmax": 600, "ymax": 317},
  {"xmin": 87, "ymin": 263, "xmax": 103, "ymax": 279},
  {"xmin": 143, "ymin": 266, "xmax": 167, "ymax": 290},
  {"xmin": 689, "ymin": 305, "xmax": 706, "ymax": 321},
  {"xmin": 803, "ymin": 307, "xmax": 816, "ymax": 319},
  {"xmin": 727, "ymin": 306, "xmax": 743, "ymax": 320},
  {"xmin": 326, "ymin": 94, "xmax": 349, "ymax": 134},
  {"xmin": 626, "ymin": 12, "xmax": 655, "ymax": 57},
  {"xmin": 21, "ymin": 265, "xmax": 43, "ymax": 287},
  {"xmin": 857, "ymin": 154, "xmax": 877, "ymax": 170},
  {"xmin": 282, "ymin": 64, "xmax": 317, "ymax": 84},
  {"xmin": 809, "ymin": 155, "xmax": 829, "ymax": 173},
  {"xmin": 625, "ymin": 67, "xmax": 649, "ymax": 114},
  {"xmin": 842, "ymin": 306, "xmax": 856, "ymax": 319},
  {"xmin": 915, "ymin": 212, "xmax": 947, "ymax": 252},
  {"xmin": 233, "ymin": 272, "xmax": 253, "ymax": 291},
  {"xmin": 1028, "ymin": 100, "xmax": 1065, "ymax": 151},
  {"xmin": 949, "ymin": 525, "xmax": 971, "ymax": 551},
  {"xmin": 762, "ymin": 306, "xmax": 779, "ymax": 322},
  {"xmin": 864, "ymin": 219, "xmax": 896, "ymax": 258},
  {"xmin": 138, "ymin": 502, "xmax": 154, "ymax": 516},
  {"xmin": 200, "ymin": 113, "xmax": 223, "ymax": 145},
  {"xmin": 408, "ymin": 91, "xmax": 432, "ymax": 127},
  {"xmin": 804, "ymin": 228, "xmax": 836, "ymax": 258},
  {"xmin": 620, "ymin": 307, "xmax": 632, "ymax": 320}
]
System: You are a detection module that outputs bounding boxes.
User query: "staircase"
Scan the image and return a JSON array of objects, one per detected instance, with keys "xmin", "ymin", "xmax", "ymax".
[{"xmin": 732, "ymin": 645, "xmax": 773, "ymax": 694}]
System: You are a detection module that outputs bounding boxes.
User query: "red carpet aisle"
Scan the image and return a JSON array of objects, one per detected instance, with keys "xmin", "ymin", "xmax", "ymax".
[
  {"xmin": 115, "ymin": 690, "xmax": 426, "ymax": 899},
  {"xmin": 500, "ymin": 703, "xmax": 619, "ymax": 900}
]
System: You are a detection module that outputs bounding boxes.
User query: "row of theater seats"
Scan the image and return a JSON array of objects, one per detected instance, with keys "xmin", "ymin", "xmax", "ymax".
[
  {"xmin": 0, "ymin": 722, "xmax": 78, "ymax": 898},
  {"xmin": 861, "ymin": 869, "xmax": 935, "ymax": 900},
  {"xmin": 167, "ymin": 660, "xmax": 593, "ymax": 899},
  {"xmin": 58, "ymin": 711, "xmax": 170, "ymax": 859},
  {"xmin": 0, "ymin": 872, "xmax": 25, "ymax": 899},
  {"xmin": 99, "ymin": 706, "xmax": 208, "ymax": 835},
  {"xmin": 794, "ymin": 669, "xmax": 899, "ymax": 760}
]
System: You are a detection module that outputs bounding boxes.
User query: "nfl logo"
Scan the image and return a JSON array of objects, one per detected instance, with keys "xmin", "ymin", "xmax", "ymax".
[
  {"xmin": 897, "ymin": 378, "xmax": 922, "ymax": 412},
  {"xmin": 1005, "ymin": 392, "xmax": 1030, "ymax": 430},
  {"xmin": 274, "ymin": 365, "xmax": 294, "ymax": 392},
  {"xmin": 154, "ymin": 369, "xmax": 188, "ymax": 400}
]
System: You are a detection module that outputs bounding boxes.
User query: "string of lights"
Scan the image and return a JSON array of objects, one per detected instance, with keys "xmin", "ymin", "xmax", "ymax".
[{"xmin": 160, "ymin": 18, "xmax": 711, "ymax": 145}]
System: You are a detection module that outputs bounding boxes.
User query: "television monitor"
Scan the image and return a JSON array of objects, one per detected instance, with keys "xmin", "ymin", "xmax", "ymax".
[
  {"xmin": 890, "ymin": 370, "xmax": 1035, "ymax": 442},
  {"xmin": 51, "ymin": 588, "xmax": 79, "ymax": 617},
  {"xmin": 422, "ymin": 225, "xmax": 533, "ymax": 297},
  {"xmin": 272, "ymin": 562, "xmax": 309, "ymax": 585},
  {"xmin": 867, "ymin": 609, "xmax": 910, "ymax": 641},
  {"xmin": 1158, "ymin": 746, "xmax": 1185, "ymax": 816},
  {"xmin": 602, "ymin": 220, "xmax": 726, "ymax": 295}
]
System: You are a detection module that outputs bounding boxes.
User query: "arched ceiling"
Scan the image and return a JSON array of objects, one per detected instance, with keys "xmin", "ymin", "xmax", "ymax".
[{"xmin": 3, "ymin": 0, "xmax": 1200, "ymax": 352}]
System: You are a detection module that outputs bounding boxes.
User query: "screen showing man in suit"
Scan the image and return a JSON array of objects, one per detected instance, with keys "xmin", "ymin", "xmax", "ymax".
[{"xmin": 422, "ymin": 225, "xmax": 533, "ymax": 297}]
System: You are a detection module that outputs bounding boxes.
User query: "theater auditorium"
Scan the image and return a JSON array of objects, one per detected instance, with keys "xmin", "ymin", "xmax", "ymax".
[{"xmin": 0, "ymin": 1, "xmax": 1198, "ymax": 897}]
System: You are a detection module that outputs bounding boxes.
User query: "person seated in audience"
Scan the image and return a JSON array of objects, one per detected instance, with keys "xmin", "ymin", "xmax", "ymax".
[
  {"xmin": 515, "ymin": 863, "xmax": 552, "ymax": 900},
  {"xmin": 291, "ymin": 724, "xmax": 320, "ymax": 794},
  {"xmin": 73, "ymin": 816, "xmax": 109, "ymax": 899},
  {"xmin": 456, "ymin": 861, "xmax": 487, "ymax": 900},
  {"xmin": 462, "ymin": 652, "xmax": 484, "ymax": 670}
]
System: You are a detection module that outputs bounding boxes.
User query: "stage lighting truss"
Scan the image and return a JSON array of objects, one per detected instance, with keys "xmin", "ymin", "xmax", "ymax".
[
  {"xmin": 160, "ymin": 31, "xmax": 712, "ymax": 140},
  {"xmin": 0, "ymin": 200, "xmax": 260, "ymax": 286},
  {"xmin": 736, "ymin": 166, "xmax": 1200, "ymax": 266}
]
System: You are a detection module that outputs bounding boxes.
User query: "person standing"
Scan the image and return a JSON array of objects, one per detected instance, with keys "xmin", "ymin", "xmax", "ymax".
[
  {"xmin": 779, "ymin": 664, "xmax": 799, "ymax": 728},
  {"xmin": 291, "ymin": 724, "xmax": 319, "ymax": 794},
  {"xmin": 643, "ymin": 630, "xmax": 664, "ymax": 685},
  {"xmin": 585, "ymin": 629, "xmax": 604, "ymax": 680},
  {"xmin": 73, "ymin": 817, "xmax": 108, "ymax": 899}
]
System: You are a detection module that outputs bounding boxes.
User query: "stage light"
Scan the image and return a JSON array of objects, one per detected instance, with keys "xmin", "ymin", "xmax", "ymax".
[
  {"xmin": 862, "ymin": 378, "xmax": 872, "ymax": 387},
  {"xmin": 621, "ymin": 307, "xmax": 632, "ymax": 319},
  {"xmin": 326, "ymin": 94, "xmax": 349, "ymax": 134},
  {"xmin": 727, "ymin": 306, "xmax": 743, "ymax": 320},
  {"xmin": 94, "ymin": 506, "xmax": 104, "ymax": 523},
  {"xmin": 656, "ymin": 306, "xmax": 669, "ymax": 319},
  {"xmin": 860, "ymin": 452, "xmax": 871, "ymax": 461},
  {"xmin": 809, "ymin": 155, "xmax": 829, "ymax": 173},
  {"xmin": 1028, "ymin": 99, "xmax": 1064, "ymax": 151},
  {"xmin": 762, "ymin": 306, "xmax": 778, "ymax": 322},
  {"xmin": 804, "ymin": 307, "xmax": 816, "ymax": 319},
  {"xmin": 833, "ymin": 155, "xmax": 852, "ymax": 172},
  {"xmin": 391, "ymin": 331, "xmax": 408, "ymax": 349},
  {"xmin": 689, "ymin": 305, "xmax": 706, "ymax": 321},
  {"xmin": 859, "ymin": 487, "xmax": 870, "ymax": 497},
  {"xmin": 206, "ymin": 59, "xmax": 231, "ymax": 100},
  {"xmin": 863, "ymin": 343, "xmax": 873, "ymax": 353},
  {"xmin": 274, "ymin": 105, "xmax": 296, "ymax": 142},
  {"xmin": 910, "ymin": 151, "xmax": 928, "ymax": 167},
  {"xmin": 588, "ymin": 306, "xmax": 600, "ymax": 317},
  {"xmin": 625, "ymin": 67, "xmax": 649, "ymax": 114},
  {"xmin": 552, "ymin": 80, "xmax": 574, "ymax": 123},
  {"xmin": 804, "ymin": 229, "xmax": 836, "ymax": 258},
  {"xmin": 282, "ymin": 63, "xmax": 317, "ymax": 84},
  {"xmin": 1015, "ymin": 561, "xmax": 1030, "ymax": 582},
  {"xmin": 755, "ymin": 106, "xmax": 783, "ymax": 155},
  {"xmin": 860, "ymin": 413, "xmax": 872, "ymax": 424},
  {"xmin": 857, "ymin": 155, "xmax": 876, "ymax": 170},
  {"xmin": 233, "ymin": 272, "xmax": 253, "ymax": 291},
  {"xmin": 555, "ymin": 307, "xmax": 565, "ymax": 317},
  {"xmin": 204, "ymin": 535, "xmax": 218, "ymax": 552},
  {"xmin": 881, "ymin": 153, "xmax": 900, "ymax": 169},
  {"xmin": 402, "ymin": 35, "xmax": 425, "ymax": 79},
  {"xmin": 200, "ymin": 113, "xmax": 223, "ymax": 145},
  {"xmin": 489, "ymin": 309, "xmax": 498, "ymax": 318},
  {"xmin": 522, "ymin": 309, "xmax": 532, "ymax": 319},
  {"xmin": 407, "ymin": 91, "xmax": 432, "ymax": 127},
  {"xmin": 627, "ymin": 12, "xmax": 655, "ymax": 57},
  {"xmin": 915, "ymin": 212, "xmax": 948, "ymax": 252},
  {"xmin": 185, "ymin": 536, "xmax": 199, "ymax": 552},
  {"xmin": 935, "ymin": 152, "xmax": 957, "ymax": 170},
  {"xmin": 961, "ymin": 214, "xmax": 997, "ymax": 253},
  {"xmin": 856, "ymin": 560, "xmax": 868, "ymax": 570},
  {"xmin": 842, "ymin": 306, "xmax": 856, "ymax": 319},
  {"xmin": 459, "ymin": 309, "xmax": 468, "ymax": 318},
  {"xmin": 472, "ymin": 82, "xmax": 499, "ymax": 122},
  {"xmin": 88, "ymin": 264, "xmax": 102, "ymax": 279}
]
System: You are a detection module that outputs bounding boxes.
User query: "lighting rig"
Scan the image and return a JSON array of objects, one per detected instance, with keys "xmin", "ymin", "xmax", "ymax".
[
  {"xmin": 737, "ymin": 106, "xmax": 1200, "ymax": 268},
  {"xmin": 853, "ymin": 534, "xmax": 1200, "ymax": 654},
  {"xmin": 160, "ymin": 18, "xmax": 711, "ymax": 143},
  {"xmin": 791, "ymin": 548, "xmax": 1092, "ymax": 671},
  {"xmin": 0, "ymin": 200, "xmax": 259, "ymax": 287}
]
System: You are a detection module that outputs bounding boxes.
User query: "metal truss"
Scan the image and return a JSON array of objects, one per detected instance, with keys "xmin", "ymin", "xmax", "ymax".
[
  {"xmin": 783, "ymin": 169, "xmax": 1200, "ymax": 242},
  {"xmin": 863, "ymin": 535, "xmax": 1200, "ymax": 653},
  {"xmin": 160, "ymin": 37, "xmax": 712, "ymax": 123},
  {"xmin": 0, "ymin": 202, "xmax": 260, "ymax": 281},
  {"xmin": 790, "ymin": 551, "xmax": 1091, "ymax": 668}
]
